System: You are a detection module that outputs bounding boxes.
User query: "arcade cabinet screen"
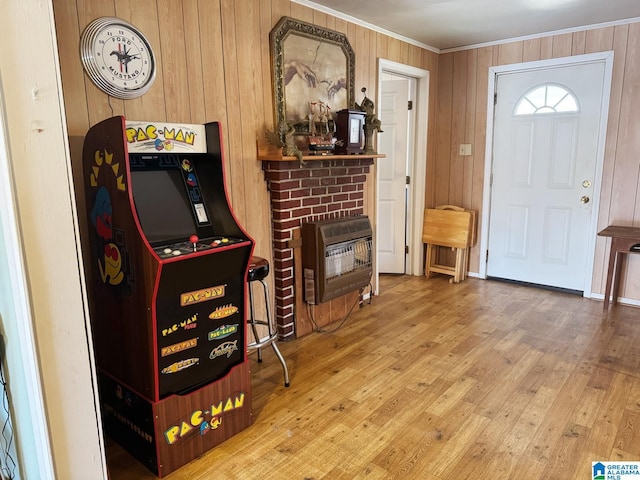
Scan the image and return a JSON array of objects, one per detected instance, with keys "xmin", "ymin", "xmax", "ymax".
[{"xmin": 131, "ymin": 169, "xmax": 198, "ymax": 246}]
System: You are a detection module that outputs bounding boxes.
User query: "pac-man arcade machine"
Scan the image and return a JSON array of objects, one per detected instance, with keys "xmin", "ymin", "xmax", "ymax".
[{"xmin": 82, "ymin": 116, "xmax": 253, "ymax": 476}]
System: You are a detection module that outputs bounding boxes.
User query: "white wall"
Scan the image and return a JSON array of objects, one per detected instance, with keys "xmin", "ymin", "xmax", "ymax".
[{"xmin": 0, "ymin": 1, "xmax": 105, "ymax": 478}]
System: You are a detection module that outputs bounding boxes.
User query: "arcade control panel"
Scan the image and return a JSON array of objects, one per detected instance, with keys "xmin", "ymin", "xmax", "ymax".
[{"xmin": 153, "ymin": 235, "xmax": 244, "ymax": 259}]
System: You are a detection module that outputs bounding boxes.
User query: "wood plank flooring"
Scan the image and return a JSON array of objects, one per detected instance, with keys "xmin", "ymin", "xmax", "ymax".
[{"xmin": 107, "ymin": 275, "xmax": 640, "ymax": 479}]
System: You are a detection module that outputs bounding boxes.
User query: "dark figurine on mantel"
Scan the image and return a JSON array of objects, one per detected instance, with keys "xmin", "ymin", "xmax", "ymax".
[
  {"xmin": 265, "ymin": 121, "xmax": 304, "ymax": 163},
  {"xmin": 356, "ymin": 87, "xmax": 383, "ymax": 154}
]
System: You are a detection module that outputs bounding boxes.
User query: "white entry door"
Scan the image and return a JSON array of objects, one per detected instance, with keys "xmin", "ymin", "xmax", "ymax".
[
  {"xmin": 487, "ymin": 62, "xmax": 607, "ymax": 291},
  {"xmin": 378, "ymin": 78, "xmax": 410, "ymax": 273}
]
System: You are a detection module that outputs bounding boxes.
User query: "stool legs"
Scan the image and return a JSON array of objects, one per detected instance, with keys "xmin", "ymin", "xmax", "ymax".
[{"xmin": 248, "ymin": 278, "xmax": 290, "ymax": 387}]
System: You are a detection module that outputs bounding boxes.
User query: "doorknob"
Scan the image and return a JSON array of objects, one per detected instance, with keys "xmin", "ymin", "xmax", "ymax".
[{"xmin": 580, "ymin": 196, "xmax": 590, "ymax": 204}]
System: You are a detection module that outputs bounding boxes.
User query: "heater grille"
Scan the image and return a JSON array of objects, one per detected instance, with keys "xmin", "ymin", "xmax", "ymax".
[
  {"xmin": 325, "ymin": 237, "xmax": 373, "ymax": 280},
  {"xmin": 302, "ymin": 216, "xmax": 373, "ymax": 304}
]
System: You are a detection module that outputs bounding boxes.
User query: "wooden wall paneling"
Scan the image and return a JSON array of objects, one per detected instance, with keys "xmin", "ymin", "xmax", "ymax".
[
  {"xmin": 312, "ymin": 9, "xmax": 329, "ymax": 27},
  {"xmin": 325, "ymin": 12, "xmax": 336, "ymax": 30},
  {"xmin": 388, "ymin": 37, "xmax": 402, "ymax": 62},
  {"xmin": 219, "ymin": 0, "xmax": 245, "ymax": 220},
  {"xmin": 540, "ymin": 36, "xmax": 554, "ymax": 59},
  {"xmin": 523, "ymin": 38, "xmax": 542, "ymax": 62},
  {"xmin": 199, "ymin": 0, "xmax": 229, "ymax": 131},
  {"xmin": 627, "ymin": 23, "xmax": 640, "ymax": 222},
  {"xmin": 600, "ymin": 25, "xmax": 637, "ymax": 297},
  {"xmin": 369, "ymin": 28, "xmax": 379, "ymax": 81},
  {"xmin": 290, "ymin": 2, "xmax": 313, "ymax": 22},
  {"xmin": 272, "ymin": 0, "xmax": 291, "ymax": 21},
  {"xmin": 400, "ymin": 41, "xmax": 409, "ymax": 65},
  {"xmin": 497, "ymin": 41, "xmax": 523, "ymax": 66},
  {"xmin": 354, "ymin": 24, "xmax": 367, "ymax": 98},
  {"xmin": 365, "ymin": 28, "xmax": 375, "ymax": 105},
  {"xmin": 347, "ymin": 21, "xmax": 358, "ymax": 80},
  {"xmin": 256, "ymin": 0, "xmax": 279, "ymax": 343},
  {"xmin": 376, "ymin": 32, "xmax": 389, "ymax": 61},
  {"xmin": 469, "ymin": 46, "xmax": 494, "ymax": 273},
  {"xmin": 434, "ymin": 53, "xmax": 453, "ymax": 206},
  {"xmin": 315, "ymin": 301, "xmax": 331, "ymax": 331},
  {"xmin": 424, "ymin": 50, "xmax": 438, "ymax": 208},
  {"xmin": 621, "ymin": 23, "xmax": 640, "ymax": 297},
  {"xmin": 592, "ymin": 25, "xmax": 628, "ymax": 293},
  {"xmin": 234, "ymin": 0, "xmax": 265, "ymax": 141},
  {"xmin": 115, "ymin": 0, "xmax": 166, "ymax": 122},
  {"xmin": 235, "ymin": 0, "xmax": 272, "ymax": 261},
  {"xmin": 449, "ymin": 51, "xmax": 468, "ymax": 207},
  {"xmin": 52, "ymin": 1, "xmax": 90, "ymax": 136},
  {"xmin": 334, "ymin": 17, "xmax": 348, "ymax": 35},
  {"xmin": 572, "ymin": 30, "xmax": 587, "ymax": 55},
  {"xmin": 363, "ymin": 26, "xmax": 373, "ymax": 92},
  {"xmin": 366, "ymin": 27, "xmax": 378, "ymax": 220},
  {"xmin": 156, "ymin": 0, "xmax": 191, "ymax": 122},
  {"xmin": 369, "ymin": 26, "xmax": 380, "ymax": 223},
  {"xmin": 608, "ymin": 30, "xmax": 638, "ymax": 216},
  {"xmin": 551, "ymin": 32, "xmax": 573, "ymax": 58},
  {"xmin": 261, "ymin": 0, "xmax": 276, "ymax": 133},
  {"xmin": 183, "ymin": 0, "xmax": 207, "ymax": 124},
  {"xmin": 234, "ymin": 0, "xmax": 273, "ymax": 336},
  {"xmin": 585, "ymin": 26, "xmax": 614, "ymax": 54},
  {"xmin": 350, "ymin": 22, "xmax": 374, "ymax": 218},
  {"xmin": 441, "ymin": 52, "xmax": 466, "ymax": 270},
  {"xmin": 463, "ymin": 50, "xmax": 477, "ymax": 210},
  {"xmin": 410, "ymin": 44, "xmax": 422, "ymax": 68}
]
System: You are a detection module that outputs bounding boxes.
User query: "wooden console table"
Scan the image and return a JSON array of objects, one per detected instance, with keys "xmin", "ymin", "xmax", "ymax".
[{"xmin": 598, "ymin": 225, "xmax": 640, "ymax": 311}]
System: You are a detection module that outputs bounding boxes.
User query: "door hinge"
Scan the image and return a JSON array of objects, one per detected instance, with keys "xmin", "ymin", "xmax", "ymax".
[
  {"xmin": 405, "ymin": 245, "xmax": 409, "ymax": 254},
  {"xmin": 486, "ymin": 249, "xmax": 489, "ymax": 261},
  {"xmin": 406, "ymin": 175, "xmax": 411, "ymax": 185},
  {"xmin": 490, "ymin": 173, "xmax": 493, "ymax": 186},
  {"xmin": 408, "ymin": 100, "xmax": 413, "ymax": 110},
  {"xmin": 494, "ymin": 92, "xmax": 497, "ymax": 105}
]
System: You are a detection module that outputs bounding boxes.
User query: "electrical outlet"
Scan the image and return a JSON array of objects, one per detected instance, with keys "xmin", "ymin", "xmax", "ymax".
[{"xmin": 459, "ymin": 144, "xmax": 472, "ymax": 156}]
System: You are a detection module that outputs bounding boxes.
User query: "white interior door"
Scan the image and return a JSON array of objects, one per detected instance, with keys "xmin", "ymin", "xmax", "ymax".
[
  {"xmin": 487, "ymin": 62, "xmax": 607, "ymax": 291},
  {"xmin": 378, "ymin": 78, "xmax": 410, "ymax": 273}
]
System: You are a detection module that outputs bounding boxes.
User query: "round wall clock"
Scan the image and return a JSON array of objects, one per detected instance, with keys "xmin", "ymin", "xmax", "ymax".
[{"xmin": 80, "ymin": 17, "xmax": 156, "ymax": 99}]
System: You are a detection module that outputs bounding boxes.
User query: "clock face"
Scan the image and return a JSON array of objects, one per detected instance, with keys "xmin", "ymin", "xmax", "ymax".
[{"xmin": 80, "ymin": 17, "xmax": 156, "ymax": 99}]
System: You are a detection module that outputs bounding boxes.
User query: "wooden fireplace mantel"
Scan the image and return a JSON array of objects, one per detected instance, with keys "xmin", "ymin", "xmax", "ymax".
[
  {"xmin": 258, "ymin": 153, "xmax": 386, "ymax": 162},
  {"xmin": 257, "ymin": 142, "xmax": 385, "ymax": 162}
]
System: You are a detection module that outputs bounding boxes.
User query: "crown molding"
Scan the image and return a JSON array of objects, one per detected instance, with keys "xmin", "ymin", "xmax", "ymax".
[
  {"xmin": 291, "ymin": 0, "xmax": 441, "ymax": 53},
  {"xmin": 292, "ymin": 1, "xmax": 640, "ymax": 55}
]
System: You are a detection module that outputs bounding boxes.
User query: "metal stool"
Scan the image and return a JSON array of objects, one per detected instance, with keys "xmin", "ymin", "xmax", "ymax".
[{"xmin": 247, "ymin": 256, "xmax": 290, "ymax": 387}]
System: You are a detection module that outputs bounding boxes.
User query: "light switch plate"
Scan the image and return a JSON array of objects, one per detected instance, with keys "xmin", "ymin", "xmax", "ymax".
[{"xmin": 459, "ymin": 144, "xmax": 472, "ymax": 156}]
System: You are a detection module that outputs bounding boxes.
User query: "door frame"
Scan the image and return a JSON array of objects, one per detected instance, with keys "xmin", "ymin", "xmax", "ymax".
[
  {"xmin": 479, "ymin": 51, "xmax": 614, "ymax": 297},
  {"xmin": 0, "ymin": 78, "xmax": 55, "ymax": 479},
  {"xmin": 375, "ymin": 59, "xmax": 429, "ymax": 290}
]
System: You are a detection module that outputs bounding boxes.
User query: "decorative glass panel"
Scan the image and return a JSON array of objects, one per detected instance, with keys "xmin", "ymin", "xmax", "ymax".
[{"xmin": 514, "ymin": 84, "xmax": 579, "ymax": 115}]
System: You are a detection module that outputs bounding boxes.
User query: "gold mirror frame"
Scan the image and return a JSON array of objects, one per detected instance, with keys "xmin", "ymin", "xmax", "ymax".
[{"xmin": 270, "ymin": 16, "xmax": 355, "ymax": 134}]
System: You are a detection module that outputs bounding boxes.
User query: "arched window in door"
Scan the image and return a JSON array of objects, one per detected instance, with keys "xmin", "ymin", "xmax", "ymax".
[{"xmin": 514, "ymin": 83, "xmax": 579, "ymax": 115}]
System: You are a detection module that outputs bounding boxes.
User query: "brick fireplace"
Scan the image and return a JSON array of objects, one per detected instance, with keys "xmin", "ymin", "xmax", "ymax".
[{"xmin": 261, "ymin": 157, "xmax": 374, "ymax": 340}]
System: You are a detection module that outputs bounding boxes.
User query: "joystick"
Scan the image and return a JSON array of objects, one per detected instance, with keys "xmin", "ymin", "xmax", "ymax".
[{"xmin": 189, "ymin": 235, "xmax": 199, "ymax": 252}]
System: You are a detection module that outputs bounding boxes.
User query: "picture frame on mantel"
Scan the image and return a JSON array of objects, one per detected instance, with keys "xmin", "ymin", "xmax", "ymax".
[{"xmin": 269, "ymin": 16, "xmax": 355, "ymax": 135}]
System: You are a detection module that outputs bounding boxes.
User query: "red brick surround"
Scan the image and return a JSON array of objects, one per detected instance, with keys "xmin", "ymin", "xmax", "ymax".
[{"xmin": 262, "ymin": 158, "xmax": 374, "ymax": 340}]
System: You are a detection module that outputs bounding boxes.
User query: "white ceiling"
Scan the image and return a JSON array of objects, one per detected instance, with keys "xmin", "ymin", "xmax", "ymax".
[{"xmin": 296, "ymin": 0, "xmax": 640, "ymax": 51}]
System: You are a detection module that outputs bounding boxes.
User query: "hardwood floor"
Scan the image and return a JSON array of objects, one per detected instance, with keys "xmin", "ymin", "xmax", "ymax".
[{"xmin": 107, "ymin": 275, "xmax": 640, "ymax": 479}]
